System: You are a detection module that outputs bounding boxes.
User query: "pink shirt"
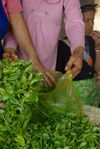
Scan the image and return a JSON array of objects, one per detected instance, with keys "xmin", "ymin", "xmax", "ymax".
[
  {"xmin": 1, "ymin": 0, "xmax": 22, "ymax": 15},
  {"xmin": 5, "ymin": 0, "xmax": 85, "ymax": 70}
]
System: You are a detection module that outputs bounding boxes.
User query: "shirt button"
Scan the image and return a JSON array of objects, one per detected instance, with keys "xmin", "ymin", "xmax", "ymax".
[
  {"xmin": 45, "ymin": 12, "xmax": 48, "ymax": 15},
  {"xmin": 31, "ymin": 9, "xmax": 34, "ymax": 12}
]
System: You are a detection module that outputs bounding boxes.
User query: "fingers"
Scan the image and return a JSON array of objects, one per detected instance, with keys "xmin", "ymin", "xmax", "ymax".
[
  {"xmin": 92, "ymin": 34, "xmax": 100, "ymax": 40},
  {"xmin": 65, "ymin": 54, "xmax": 82, "ymax": 79},
  {"xmin": 72, "ymin": 67, "xmax": 80, "ymax": 79},
  {"xmin": 0, "ymin": 103, "xmax": 5, "ymax": 109},
  {"xmin": 3, "ymin": 52, "xmax": 11, "ymax": 60},
  {"xmin": 11, "ymin": 53, "xmax": 18, "ymax": 61},
  {"xmin": 46, "ymin": 71, "xmax": 56, "ymax": 86},
  {"xmin": 92, "ymin": 32, "xmax": 100, "ymax": 48},
  {"xmin": 3, "ymin": 52, "xmax": 18, "ymax": 61},
  {"xmin": 93, "ymin": 30, "xmax": 100, "ymax": 37},
  {"xmin": 43, "ymin": 72, "xmax": 57, "ymax": 87},
  {"xmin": 44, "ymin": 75, "xmax": 52, "ymax": 87},
  {"xmin": 65, "ymin": 56, "xmax": 74, "ymax": 71},
  {"xmin": 32, "ymin": 60, "xmax": 56, "ymax": 87},
  {"xmin": 35, "ymin": 67, "xmax": 56, "ymax": 87},
  {"xmin": 92, "ymin": 31, "xmax": 100, "ymax": 40},
  {"xmin": 71, "ymin": 61, "xmax": 82, "ymax": 79}
]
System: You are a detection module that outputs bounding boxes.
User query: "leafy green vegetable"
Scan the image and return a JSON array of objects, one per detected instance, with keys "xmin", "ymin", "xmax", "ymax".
[
  {"xmin": 0, "ymin": 59, "xmax": 43, "ymax": 103},
  {"xmin": 1, "ymin": 112, "xmax": 100, "ymax": 149},
  {"xmin": 0, "ymin": 59, "xmax": 100, "ymax": 149},
  {"xmin": 0, "ymin": 59, "xmax": 44, "ymax": 148}
]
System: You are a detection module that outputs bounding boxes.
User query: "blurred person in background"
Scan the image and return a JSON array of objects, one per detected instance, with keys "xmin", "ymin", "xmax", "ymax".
[
  {"xmin": 81, "ymin": 0, "xmax": 100, "ymax": 93},
  {"xmin": 57, "ymin": 0, "xmax": 100, "ymax": 107},
  {"xmin": 81, "ymin": 0, "xmax": 100, "ymax": 76}
]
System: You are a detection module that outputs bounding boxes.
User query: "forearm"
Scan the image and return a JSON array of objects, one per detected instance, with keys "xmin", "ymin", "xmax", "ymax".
[
  {"xmin": 4, "ymin": 29, "xmax": 17, "ymax": 50},
  {"xmin": 8, "ymin": 12, "xmax": 39, "ymax": 66}
]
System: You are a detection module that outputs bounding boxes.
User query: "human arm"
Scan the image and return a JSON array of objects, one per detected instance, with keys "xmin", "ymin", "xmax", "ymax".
[
  {"xmin": 7, "ymin": 12, "xmax": 56, "ymax": 86},
  {"xmin": 3, "ymin": 29, "xmax": 18, "ymax": 61},
  {"xmin": 2, "ymin": 0, "xmax": 56, "ymax": 86},
  {"xmin": 64, "ymin": 0, "xmax": 85, "ymax": 78}
]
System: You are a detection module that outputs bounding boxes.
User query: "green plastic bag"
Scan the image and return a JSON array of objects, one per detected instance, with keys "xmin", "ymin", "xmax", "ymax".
[{"xmin": 32, "ymin": 70, "xmax": 83, "ymax": 122}]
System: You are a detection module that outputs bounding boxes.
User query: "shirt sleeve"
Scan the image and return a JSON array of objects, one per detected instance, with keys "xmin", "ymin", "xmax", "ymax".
[
  {"xmin": 4, "ymin": 29, "xmax": 18, "ymax": 51},
  {"xmin": 7, "ymin": 0, "xmax": 22, "ymax": 14},
  {"xmin": 64, "ymin": 0, "xmax": 85, "ymax": 53}
]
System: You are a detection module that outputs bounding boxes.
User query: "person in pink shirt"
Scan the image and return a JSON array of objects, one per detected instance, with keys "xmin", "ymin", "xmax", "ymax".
[
  {"xmin": 1, "ymin": 0, "xmax": 56, "ymax": 86},
  {"xmin": 0, "ymin": 0, "xmax": 57, "ymax": 109},
  {"xmin": 4, "ymin": 0, "xmax": 85, "ymax": 80}
]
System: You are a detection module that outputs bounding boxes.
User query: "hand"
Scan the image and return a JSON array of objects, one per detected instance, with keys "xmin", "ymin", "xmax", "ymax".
[
  {"xmin": 65, "ymin": 51, "xmax": 83, "ymax": 79},
  {"xmin": 0, "ymin": 103, "xmax": 5, "ymax": 109},
  {"xmin": 32, "ymin": 58, "xmax": 56, "ymax": 87},
  {"xmin": 92, "ymin": 30, "xmax": 100, "ymax": 50},
  {"xmin": 3, "ymin": 48, "xmax": 18, "ymax": 61}
]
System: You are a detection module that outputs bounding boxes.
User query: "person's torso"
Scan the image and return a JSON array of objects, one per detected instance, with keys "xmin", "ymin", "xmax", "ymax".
[{"xmin": 18, "ymin": 0, "xmax": 64, "ymax": 70}]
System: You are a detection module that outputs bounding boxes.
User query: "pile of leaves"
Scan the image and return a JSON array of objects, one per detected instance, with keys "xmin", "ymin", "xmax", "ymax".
[
  {"xmin": 0, "ymin": 59, "xmax": 100, "ymax": 148},
  {"xmin": 1, "ymin": 112, "xmax": 100, "ymax": 148},
  {"xmin": 0, "ymin": 59, "xmax": 44, "ymax": 103},
  {"xmin": 26, "ymin": 114, "xmax": 100, "ymax": 149},
  {"xmin": 0, "ymin": 59, "xmax": 44, "ymax": 147}
]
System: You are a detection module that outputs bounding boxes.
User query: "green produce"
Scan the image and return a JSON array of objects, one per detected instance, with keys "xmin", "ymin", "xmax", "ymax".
[
  {"xmin": 0, "ymin": 59, "xmax": 100, "ymax": 149},
  {"xmin": 0, "ymin": 59, "xmax": 44, "ymax": 148},
  {"xmin": 1, "ymin": 112, "xmax": 100, "ymax": 149},
  {"xmin": 0, "ymin": 59, "xmax": 44, "ymax": 103},
  {"xmin": 27, "ymin": 113, "xmax": 100, "ymax": 149}
]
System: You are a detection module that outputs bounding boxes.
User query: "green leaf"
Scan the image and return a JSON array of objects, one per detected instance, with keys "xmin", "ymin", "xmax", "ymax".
[
  {"xmin": 0, "ymin": 109, "xmax": 4, "ymax": 114},
  {"xmin": 14, "ymin": 135, "xmax": 25, "ymax": 147},
  {"xmin": 78, "ymin": 142, "xmax": 87, "ymax": 148},
  {"xmin": 0, "ymin": 88, "xmax": 6, "ymax": 95},
  {"xmin": 2, "ymin": 95, "xmax": 9, "ymax": 101}
]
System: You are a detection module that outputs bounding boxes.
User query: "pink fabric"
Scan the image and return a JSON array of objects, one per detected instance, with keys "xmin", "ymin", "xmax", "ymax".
[
  {"xmin": 1, "ymin": 0, "xmax": 22, "ymax": 15},
  {"xmin": 5, "ymin": 0, "xmax": 85, "ymax": 70}
]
